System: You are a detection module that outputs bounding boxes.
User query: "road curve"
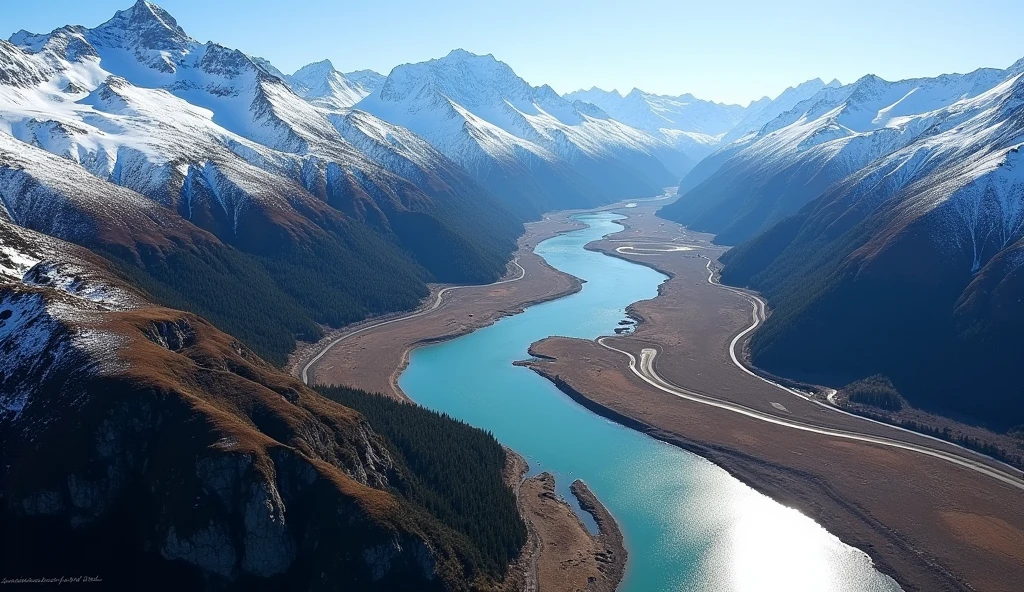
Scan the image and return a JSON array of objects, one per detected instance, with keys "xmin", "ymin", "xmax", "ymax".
[
  {"xmin": 593, "ymin": 257, "xmax": 1024, "ymax": 491},
  {"xmin": 300, "ymin": 259, "xmax": 525, "ymax": 385},
  {"xmin": 596, "ymin": 339, "xmax": 1024, "ymax": 491},
  {"xmin": 697, "ymin": 257, "xmax": 1024, "ymax": 474}
]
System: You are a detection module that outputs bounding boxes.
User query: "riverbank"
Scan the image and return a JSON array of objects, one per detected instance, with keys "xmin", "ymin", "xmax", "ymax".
[
  {"xmin": 499, "ymin": 445, "xmax": 626, "ymax": 592},
  {"xmin": 519, "ymin": 200, "xmax": 1024, "ymax": 592},
  {"xmin": 291, "ymin": 203, "xmax": 647, "ymax": 591},
  {"xmin": 292, "ymin": 210, "xmax": 586, "ymax": 398}
]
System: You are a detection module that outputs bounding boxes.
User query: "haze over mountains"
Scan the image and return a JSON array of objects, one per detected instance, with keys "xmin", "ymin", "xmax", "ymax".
[{"xmin": 565, "ymin": 78, "xmax": 841, "ymax": 159}]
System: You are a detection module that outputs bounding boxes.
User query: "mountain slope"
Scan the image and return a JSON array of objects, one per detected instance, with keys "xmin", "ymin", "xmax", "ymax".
[
  {"xmin": 287, "ymin": 60, "xmax": 383, "ymax": 109},
  {"xmin": 357, "ymin": 49, "xmax": 686, "ymax": 218},
  {"xmin": 718, "ymin": 68, "xmax": 1024, "ymax": 427},
  {"xmin": 1, "ymin": 1, "xmax": 524, "ymax": 362},
  {"xmin": 0, "ymin": 219, "xmax": 525, "ymax": 590},
  {"xmin": 717, "ymin": 78, "xmax": 841, "ymax": 145},
  {"xmin": 0, "ymin": 129, "xmax": 433, "ymax": 365},
  {"xmin": 4, "ymin": 0, "xmax": 520, "ymax": 275},
  {"xmin": 660, "ymin": 62, "xmax": 1021, "ymax": 245},
  {"xmin": 564, "ymin": 87, "xmax": 744, "ymax": 160}
]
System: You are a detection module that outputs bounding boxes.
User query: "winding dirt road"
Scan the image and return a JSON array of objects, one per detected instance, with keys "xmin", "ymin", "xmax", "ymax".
[
  {"xmin": 596, "ymin": 255, "xmax": 1024, "ymax": 491},
  {"xmin": 301, "ymin": 258, "xmax": 525, "ymax": 385}
]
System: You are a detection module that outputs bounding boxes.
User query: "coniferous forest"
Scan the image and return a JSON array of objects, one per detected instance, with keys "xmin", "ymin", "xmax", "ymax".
[{"xmin": 317, "ymin": 385, "xmax": 527, "ymax": 577}]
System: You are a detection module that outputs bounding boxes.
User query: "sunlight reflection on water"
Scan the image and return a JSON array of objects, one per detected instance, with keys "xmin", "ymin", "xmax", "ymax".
[{"xmin": 401, "ymin": 212, "xmax": 901, "ymax": 592}]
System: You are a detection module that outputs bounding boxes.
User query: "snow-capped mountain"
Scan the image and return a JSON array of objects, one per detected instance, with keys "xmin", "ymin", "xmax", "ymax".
[
  {"xmin": 286, "ymin": 60, "xmax": 384, "ymax": 109},
  {"xmin": 661, "ymin": 61, "xmax": 1024, "ymax": 244},
  {"xmin": 704, "ymin": 61, "xmax": 1024, "ymax": 427},
  {"xmin": 566, "ymin": 88, "xmax": 744, "ymax": 137},
  {"xmin": 565, "ymin": 80, "xmax": 842, "ymax": 162},
  {"xmin": 2, "ymin": 1, "xmax": 517, "ymax": 254},
  {"xmin": 344, "ymin": 69, "xmax": 386, "ymax": 93},
  {"xmin": 672, "ymin": 78, "xmax": 842, "ymax": 195},
  {"xmin": 718, "ymin": 78, "xmax": 841, "ymax": 145},
  {"xmin": 564, "ymin": 87, "xmax": 745, "ymax": 159},
  {"xmin": 0, "ymin": 0, "xmax": 523, "ymax": 364},
  {"xmin": 357, "ymin": 49, "xmax": 688, "ymax": 217}
]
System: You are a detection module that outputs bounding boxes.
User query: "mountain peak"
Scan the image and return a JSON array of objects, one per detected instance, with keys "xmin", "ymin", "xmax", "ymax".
[
  {"xmin": 375, "ymin": 49, "xmax": 531, "ymax": 111},
  {"xmin": 344, "ymin": 69, "xmax": 386, "ymax": 94},
  {"xmin": 747, "ymin": 95, "xmax": 771, "ymax": 108},
  {"xmin": 1009, "ymin": 56, "xmax": 1024, "ymax": 75},
  {"xmin": 91, "ymin": 0, "xmax": 193, "ymax": 51},
  {"xmin": 251, "ymin": 56, "xmax": 286, "ymax": 79},
  {"xmin": 293, "ymin": 58, "xmax": 335, "ymax": 77},
  {"xmin": 288, "ymin": 58, "xmax": 378, "ymax": 108},
  {"xmin": 853, "ymin": 73, "xmax": 886, "ymax": 86},
  {"xmin": 444, "ymin": 48, "xmax": 493, "ymax": 62},
  {"xmin": 291, "ymin": 59, "xmax": 338, "ymax": 84},
  {"xmin": 571, "ymin": 99, "xmax": 610, "ymax": 119}
]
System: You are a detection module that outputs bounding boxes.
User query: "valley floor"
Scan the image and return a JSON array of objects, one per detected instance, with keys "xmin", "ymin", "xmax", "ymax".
[
  {"xmin": 293, "ymin": 207, "xmax": 627, "ymax": 591},
  {"xmin": 293, "ymin": 198, "xmax": 1024, "ymax": 592},
  {"xmin": 523, "ymin": 202, "xmax": 1024, "ymax": 592},
  {"xmin": 291, "ymin": 210, "xmax": 587, "ymax": 398}
]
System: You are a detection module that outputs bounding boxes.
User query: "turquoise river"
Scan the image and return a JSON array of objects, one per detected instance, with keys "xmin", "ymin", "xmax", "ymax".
[{"xmin": 400, "ymin": 211, "xmax": 902, "ymax": 592}]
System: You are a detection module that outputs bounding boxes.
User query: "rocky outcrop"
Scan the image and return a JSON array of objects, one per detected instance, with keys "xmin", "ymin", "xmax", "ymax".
[{"xmin": 0, "ymin": 229, "xmax": 475, "ymax": 589}]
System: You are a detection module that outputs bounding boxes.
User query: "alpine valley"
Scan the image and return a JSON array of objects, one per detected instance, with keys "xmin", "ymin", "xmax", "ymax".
[{"xmin": 3, "ymin": 1, "xmax": 1024, "ymax": 591}]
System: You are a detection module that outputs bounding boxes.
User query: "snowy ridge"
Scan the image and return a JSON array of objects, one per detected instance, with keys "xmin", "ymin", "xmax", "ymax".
[
  {"xmin": 0, "ymin": 1, "xmax": 526, "ymax": 255},
  {"xmin": 718, "ymin": 78, "xmax": 840, "ymax": 145},
  {"xmin": 357, "ymin": 49, "xmax": 686, "ymax": 213},
  {"xmin": 777, "ymin": 71, "xmax": 1024, "ymax": 275},
  {"xmin": 0, "ymin": 220, "xmax": 140, "ymax": 421},
  {"xmin": 564, "ymin": 80, "xmax": 839, "ymax": 160},
  {"xmin": 0, "ymin": 131, "xmax": 190, "ymax": 243},
  {"xmin": 287, "ymin": 60, "xmax": 382, "ymax": 109},
  {"xmin": 664, "ymin": 59, "xmax": 1024, "ymax": 245},
  {"xmin": 564, "ymin": 87, "xmax": 744, "ymax": 142},
  {"xmin": 0, "ymin": 220, "xmax": 140, "ymax": 307}
]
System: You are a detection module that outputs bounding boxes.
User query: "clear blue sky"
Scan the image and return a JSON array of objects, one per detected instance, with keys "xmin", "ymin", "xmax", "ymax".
[{"xmin": 6, "ymin": 0, "xmax": 1024, "ymax": 105}]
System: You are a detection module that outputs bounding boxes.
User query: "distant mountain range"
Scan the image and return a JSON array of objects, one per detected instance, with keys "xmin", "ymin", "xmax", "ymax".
[
  {"xmin": 663, "ymin": 56, "xmax": 1024, "ymax": 427},
  {"xmin": 357, "ymin": 49, "xmax": 689, "ymax": 218},
  {"xmin": 565, "ymin": 79, "xmax": 840, "ymax": 159}
]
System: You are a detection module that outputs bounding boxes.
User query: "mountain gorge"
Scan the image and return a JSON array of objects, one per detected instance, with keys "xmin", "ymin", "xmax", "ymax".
[{"xmin": 693, "ymin": 60, "xmax": 1024, "ymax": 427}]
